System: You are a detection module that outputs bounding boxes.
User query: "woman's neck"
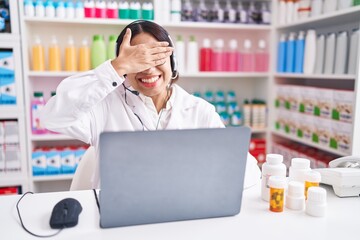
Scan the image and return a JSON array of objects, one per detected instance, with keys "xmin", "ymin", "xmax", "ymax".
[{"xmin": 152, "ymin": 88, "xmax": 171, "ymax": 113}]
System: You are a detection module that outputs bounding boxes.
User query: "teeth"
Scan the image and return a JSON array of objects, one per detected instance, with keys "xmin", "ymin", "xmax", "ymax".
[{"xmin": 140, "ymin": 76, "xmax": 159, "ymax": 83}]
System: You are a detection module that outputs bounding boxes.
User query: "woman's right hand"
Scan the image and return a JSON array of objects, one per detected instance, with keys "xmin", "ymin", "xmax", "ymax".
[{"xmin": 111, "ymin": 28, "xmax": 174, "ymax": 76}]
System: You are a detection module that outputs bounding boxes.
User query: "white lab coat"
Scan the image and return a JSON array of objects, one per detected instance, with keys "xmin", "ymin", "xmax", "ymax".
[{"xmin": 41, "ymin": 60, "xmax": 261, "ymax": 188}]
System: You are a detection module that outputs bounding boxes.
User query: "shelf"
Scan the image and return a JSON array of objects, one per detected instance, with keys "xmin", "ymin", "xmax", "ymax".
[
  {"xmin": 0, "ymin": 174, "xmax": 27, "ymax": 188},
  {"xmin": 23, "ymin": 17, "xmax": 271, "ymax": 30},
  {"xmin": 32, "ymin": 174, "xmax": 73, "ymax": 182},
  {"xmin": 274, "ymin": 73, "xmax": 356, "ymax": 80},
  {"xmin": 252, "ymin": 128, "xmax": 267, "ymax": 134},
  {"xmin": 31, "ymin": 134, "xmax": 75, "ymax": 141},
  {"xmin": 29, "ymin": 71, "xmax": 269, "ymax": 79},
  {"xmin": 0, "ymin": 106, "xmax": 22, "ymax": 119},
  {"xmin": 0, "ymin": 33, "xmax": 20, "ymax": 42},
  {"xmin": 277, "ymin": 6, "xmax": 360, "ymax": 30},
  {"xmin": 272, "ymin": 130, "xmax": 347, "ymax": 156}
]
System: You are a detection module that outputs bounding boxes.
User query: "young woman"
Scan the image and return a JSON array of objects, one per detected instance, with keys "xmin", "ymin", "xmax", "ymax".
[{"xmin": 41, "ymin": 20, "xmax": 260, "ymax": 188}]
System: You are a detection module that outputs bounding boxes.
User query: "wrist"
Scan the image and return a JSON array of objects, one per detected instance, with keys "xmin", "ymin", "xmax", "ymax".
[{"xmin": 111, "ymin": 59, "xmax": 128, "ymax": 76}]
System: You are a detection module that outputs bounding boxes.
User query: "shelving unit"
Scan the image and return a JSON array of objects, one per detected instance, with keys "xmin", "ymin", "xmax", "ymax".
[
  {"xmin": 0, "ymin": 0, "xmax": 29, "ymax": 193},
  {"xmin": 17, "ymin": 0, "xmax": 272, "ymax": 192},
  {"xmin": 270, "ymin": 3, "xmax": 360, "ymax": 158}
]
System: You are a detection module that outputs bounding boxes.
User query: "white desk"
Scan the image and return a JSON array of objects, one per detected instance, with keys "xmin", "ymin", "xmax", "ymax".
[{"xmin": 0, "ymin": 184, "xmax": 358, "ymax": 240}]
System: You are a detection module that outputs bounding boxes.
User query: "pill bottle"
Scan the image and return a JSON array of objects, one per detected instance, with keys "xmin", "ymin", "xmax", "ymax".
[
  {"xmin": 268, "ymin": 176, "xmax": 286, "ymax": 212},
  {"xmin": 261, "ymin": 154, "xmax": 286, "ymax": 202},
  {"xmin": 306, "ymin": 187, "xmax": 326, "ymax": 217},
  {"xmin": 304, "ymin": 170, "xmax": 321, "ymax": 199},
  {"xmin": 286, "ymin": 181, "xmax": 305, "ymax": 210},
  {"xmin": 288, "ymin": 157, "xmax": 311, "ymax": 183}
]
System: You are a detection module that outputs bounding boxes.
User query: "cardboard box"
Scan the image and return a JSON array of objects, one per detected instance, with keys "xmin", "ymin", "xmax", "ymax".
[
  {"xmin": 32, "ymin": 150, "xmax": 46, "ymax": 176},
  {"xmin": 332, "ymin": 90, "xmax": 354, "ymax": 123},
  {"xmin": 4, "ymin": 144, "xmax": 21, "ymax": 172}
]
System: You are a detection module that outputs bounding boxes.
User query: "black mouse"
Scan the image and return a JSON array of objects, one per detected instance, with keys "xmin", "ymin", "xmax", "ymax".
[{"xmin": 50, "ymin": 198, "xmax": 82, "ymax": 229}]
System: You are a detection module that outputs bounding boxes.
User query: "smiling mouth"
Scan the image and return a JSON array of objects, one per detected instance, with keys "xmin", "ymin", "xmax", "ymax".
[{"xmin": 138, "ymin": 75, "xmax": 161, "ymax": 84}]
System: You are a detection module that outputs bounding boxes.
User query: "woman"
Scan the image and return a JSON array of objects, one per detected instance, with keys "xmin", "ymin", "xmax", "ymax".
[{"xmin": 41, "ymin": 20, "xmax": 260, "ymax": 188}]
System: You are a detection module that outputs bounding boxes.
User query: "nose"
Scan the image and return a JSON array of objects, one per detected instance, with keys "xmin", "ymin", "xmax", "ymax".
[{"xmin": 141, "ymin": 66, "xmax": 156, "ymax": 74}]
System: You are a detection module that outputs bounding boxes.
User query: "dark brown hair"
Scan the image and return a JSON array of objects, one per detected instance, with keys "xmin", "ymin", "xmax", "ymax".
[{"xmin": 115, "ymin": 20, "xmax": 179, "ymax": 83}]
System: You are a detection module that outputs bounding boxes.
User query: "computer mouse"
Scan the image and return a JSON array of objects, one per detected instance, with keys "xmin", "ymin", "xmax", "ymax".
[{"xmin": 50, "ymin": 198, "xmax": 82, "ymax": 229}]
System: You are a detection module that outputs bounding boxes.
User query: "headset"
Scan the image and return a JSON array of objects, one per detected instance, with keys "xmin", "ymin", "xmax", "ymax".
[{"xmin": 115, "ymin": 20, "xmax": 178, "ymax": 79}]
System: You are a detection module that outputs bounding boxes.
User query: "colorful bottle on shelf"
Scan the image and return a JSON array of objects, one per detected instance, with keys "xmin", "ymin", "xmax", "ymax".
[
  {"xmin": 224, "ymin": 0, "xmax": 236, "ymax": 23},
  {"xmin": 277, "ymin": 34, "xmax": 287, "ymax": 73},
  {"xmin": 182, "ymin": 0, "xmax": 193, "ymax": 21},
  {"xmin": 200, "ymin": 38, "xmax": 212, "ymax": 72},
  {"xmin": 294, "ymin": 31, "xmax": 305, "ymax": 73},
  {"xmin": 236, "ymin": 1, "xmax": 248, "ymax": 24},
  {"xmin": 142, "ymin": 2, "xmax": 154, "ymax": 20},
  {"xmin": 255, "ymin": 39, "xmax": 269, "ymax": 72},
  {"xmin": 241, "ymin": 39, "xmax": 254, "ymax": 72},
  {"xmin": 107, "ymin": 35, "xmax": 117, "ymax": 60},
  {"xmin": 84, "ymin": 0, "xmax": 95, "ymax": 18},
  {"xmin": 35, "ymin": 0, "xmax": 45, "ymax": 17},
  {"xmin": 187, "ymin": 36, "xmax": 199, "ymax": 73},
  {"xmin": 91, "ymin": 34, "xmax": 106, "ymax": 69},
  {"xmin": 285, "ymin": 32, "xmax": 296, "ymax": 73},
  {"xmin": 24, "ymin": 0, "xmax": 35, "ymax": 17},
  {"xmin": 79, "ymin": 37, "xmax": 91, "ymax": 71},
  {"xmin": 65, "ymin": 36, "xmax": 77, "ymax": 71},
  {"xmin": 211, "ymin": 0, "xmax": 224, "ymax": 22},
  {"xmin": 95, "ymin": 0, "xmax": 106, "ymax": 18},
  {"xmin": 129, "ymin": 1, "xmax": 141, "ymax": 19},
  {"xmin": 170, "ymin": 0, "xmax": 182, "ymax": 22},
  {"xmin": 75, "ymin": 0, "xmax": 85, "ymax": 18},
  {"xmin": 66, "ymin": 0, "xmax": 75, "ymax": 18},
  {"xmin": 212, "ymin": 39, "xmax": 225, "ymax": 72},
  {"xmin": 55, "ymin": 0, "xmax": 66, "ymax": 18},
  {"xmin": 31, "ymin": 92, "xmax": 47, "ymax": 134},
  {"xmin": 32, "ymin": 35, "xmax": 45, "ymax": 71},
  {"xmin": 106, "ymin": 0, "xmax": 118, "ymax": 18},
  {"xmin": 45, "ymin": 0, "xmax": 55, "ymax": 18},
  {"xmin": 226, "ymin": 39, "xmax": 240, "ymax": 72},
  {"xmin": 48, "ymin": 35, "xmax": 61, "ymax": 71},
  {"xmin": 118, "ymin": 1, "xmax": 130, "ymax": 19}
]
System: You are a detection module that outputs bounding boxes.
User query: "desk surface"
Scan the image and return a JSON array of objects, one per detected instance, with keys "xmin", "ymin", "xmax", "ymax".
[{"xmin": 0, "ymin": 184, "xmax": 358, "ymax": 240}]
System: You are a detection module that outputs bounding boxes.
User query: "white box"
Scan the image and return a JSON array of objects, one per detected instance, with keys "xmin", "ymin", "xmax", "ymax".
[
  {"xmin": 288, "ymin": 86, "xmax": 301, "ymax": 112},
  {"xmin": 4, "ymin": 121, "xmax": 19, "ymax": 144},
  {"xmin": 313, "ymin": 118, "xmax": 332, "ymax": 147},
  {"xmin": 60, "ymin": 148, "xmax": 76, "ymax": 174},
  {"xmin": 315, "ymin": 88, "xmax": 333, "ymax": 119},
  {"xmin": 0, "ymin": 145, "xmax": 5, "ymax": 173},
  {"xmin": 0, "ymin": 122, "xmax": 4, "ymax": 145},
  {"xmin": 32, "ymin": 150, "xmax": 47, "ymax": 176},
  {"xmin": 4, "ymin": 144, "xmax": 21, "ymax": 172},
  {"xmin": 46, "ymin": 149, "xmax": 61, "ymax": 174},
  {"xmin": 330, "ymin": 121, "xmax": 352, "ymax": 154},
  {"xmin": 299, "ymin": 87, "xmax": 316, "ymax": 115},
  {"xmin": 332, "ymin": 90, "xmax": 354, "ymax": 123}
]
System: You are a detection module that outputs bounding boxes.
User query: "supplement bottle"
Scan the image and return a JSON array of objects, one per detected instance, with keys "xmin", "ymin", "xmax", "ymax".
[{"xmin": 268, "ymin": 176, "xmax": 286, "ymax": 212}]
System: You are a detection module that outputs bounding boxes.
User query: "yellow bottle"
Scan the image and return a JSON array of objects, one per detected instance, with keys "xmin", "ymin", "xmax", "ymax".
[
  {"xmin": 48, "ymin": 36, "xmax": 61, "ymax": 71},
  {"xmin": 32, "ymin": 35, "xmax": 45, "ymax": 71},
  {"xmin": 65, "ymin": 36, "xmax": 77, "ymax": 71},
  {"xmin": 78, "ymin": 38, "xmax": 91, "ymax": 71}
]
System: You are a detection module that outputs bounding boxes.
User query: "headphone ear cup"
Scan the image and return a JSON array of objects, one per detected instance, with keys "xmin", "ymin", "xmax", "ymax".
[{"xmin": 171, "ymin": 53, "xmax": 178, "ymax": 75}]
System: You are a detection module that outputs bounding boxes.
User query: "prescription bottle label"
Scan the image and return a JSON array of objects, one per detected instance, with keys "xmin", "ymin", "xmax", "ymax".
[{"xmin": 270, "ymin": 187, "xmax": 284, "ymax": 212}]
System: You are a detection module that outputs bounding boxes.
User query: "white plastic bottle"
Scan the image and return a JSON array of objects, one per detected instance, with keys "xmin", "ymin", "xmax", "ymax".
[
  {"xmin": 66, "ymin": 0, "xmax": 76, "ymax": 18},
  {"xmin": 314, "ymin": 34, "xmax": 325, "ymax": 74},
  {"xmin": 171, "ymin": 0, "xmax": 182, "ymax": 22},
  {"xmin": 348, "ymin": 29, "xmax": 359, "ymax": 74},
  {"xmin": 303, "ymin": 29, "xmax": 317, "ymax": 74},
  {"xmin": 35, "ymin": 0, "xmax": 45, "ymax": 17},
  {"xmin": 334, "ymin": 31, "xmax": 348, "ymax": 74},
  {"xmin": 175, "ymin": 35, "xmax": 185, "ymax": 73},
  {"xmin": 323, "ymin": 33, "xmax": 336, "ymax": 74},
  {"xmin": 75, "ymin": 0, "xmax": 84, "ymax": 18},
  {"xmin": 45, "ymin": 0, "xmax": 55, "ymax": 18},
  {"xmin": 323, "ymin": 0, "xmax": 337, "ymax": 13},
  {"xmin": 306, "ymin": 187, "xmax": 327, "ymax": 217},
  {"xmin": 261, "ymin": 154, "xmax": 287, "ymax": 202},
  {"xmin": 24, "ymin": 0, "xmax": 35, "ymax": 17},
  {"xmin": 286, "ymin": 0, "xmax": 294, "ymax": 24},
  {"xmin": 311, "ymin": 0, "xmax": 323, "ymax": 17},
  {"xmin": 261, "ymin": 2, "xmax": 271, "ymax": 24},
  {"xmin": 187, "ymin": 36, "xmax": 199, "ymax": 73},
  {"xmin": 288, "ymin": 158, "xmax": 311, "ymax": 183},
  {"xmin": 278, "ymin": 0, "xmax": 287, "ymax": 25},
  {"xmin": 338, "ymin": 0, "xmax": 353, "ymax": 9},
  {"xmin": 56, "ymin": 0, "xmax": 66, "ymax": 18}
]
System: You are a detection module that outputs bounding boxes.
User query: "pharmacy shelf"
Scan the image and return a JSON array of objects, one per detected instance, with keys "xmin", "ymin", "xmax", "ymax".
[
  {"xmin": 23, "ymin": 17, "xmax": 271, "ymax": 31},
  {"xmin": 252, "ymin": 128, "xmax": 267, "ymax": 134},
  {"xmin": 0, "ymin": 33, "xmax": 20, "ymax": 42},
  {"xmin": 0, "ymin": 106, "xmax": 23, "ymax": 119},
  {"xmin": 31, "ymin": 134, "xmax": 75, "ymax": 141},
  {"xmin": 277, "ymin": 6, "xmax": 360, "ymax": 30},
  {"xmin": 274, "ymin": 73, "xmax": 356, "ymax": 80},
  {"xmin": 0, "ymin": 175, "xmax": 27, "ymax": 188},
  {"xmin": 271, "ymin": 130, "xmax": 347, "ymax": 157},
  {"xmin": 32, "ymin": 174, "xmax": 73, "ymax": 182},
  {"xmin": 29, "ymin": 71, "xmax": 269, "ymax": 79}
]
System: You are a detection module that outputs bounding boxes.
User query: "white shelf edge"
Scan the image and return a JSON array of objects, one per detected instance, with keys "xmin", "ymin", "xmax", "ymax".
[
  {"xmin": 252, "ymin": 128, "xmax": 267, "ymax": 134},
  {"xmin": 23, "ymin": 17, "xmax": 271, "ymax": 30},
  {"xmin": 31, "ymin": 134, "xmax": 76, "ymax": 141},
  {"xmin": 0, "ymin": 175, "xmax": 27, "ymax": 187},
  {"xmin": 0, "ymin": 106, "xmax": 23, "ymax": 119},
  {"xmin": 28, "ymin": 71, "xmax": 270, "ymax": 78},
  {"xmin": 271, "ymin": 130, "xmax": 347, "ymax": 156},
  {"xmin": 32, "ymin": 174, "xmax": 74, "ymax": 182},
  {"xmin": 0, "ymin": 33, "xmax": 21, "ymax": 42},
  {"xmin": 273, "ymin": 73, "xmax": 356, "ymax": 80},
  {"xmin": 276, "ymin": 6, "xmax": 360, "ymax": 29}
]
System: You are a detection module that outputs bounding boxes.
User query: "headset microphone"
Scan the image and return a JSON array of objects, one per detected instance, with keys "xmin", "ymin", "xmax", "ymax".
[{"xmin": 122, "ymin": 83, "xmax": 139, "ymax": 96}]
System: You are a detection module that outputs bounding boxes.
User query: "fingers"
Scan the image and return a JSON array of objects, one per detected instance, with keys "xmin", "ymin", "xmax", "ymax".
[
  {"xmin": 147, "ymin": 41, "xmax": 170, "ymax": 48},
  {"xmin": 149, "ymin": 51, "xmax": 173, "ymax": 62},
  {"xmin": 122, "ymin": 28, "xmax": 132, "ymax": 47},
  {"xmin": 148, "ymin": 46, "xmax": 174, "ymax": 55}
]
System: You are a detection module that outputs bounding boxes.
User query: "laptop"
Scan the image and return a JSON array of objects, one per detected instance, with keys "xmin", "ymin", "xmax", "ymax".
[{"xmin": 99, "ymin": 127, "xmax": 251, "ymax": 228}]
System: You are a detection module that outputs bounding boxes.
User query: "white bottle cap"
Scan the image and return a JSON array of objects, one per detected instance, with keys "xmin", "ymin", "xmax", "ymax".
[
  {"xmin": 203, "ymin": 38, "xmax": 211, "ymax": 48},
  {"xmin": 82, "ymin": 37, "xmax": 88, "ymax": 46},
  {"xmin": 266, "ymin": 154, "xmax": 284, "ymax": 164},
  {"xmin": 34, "ymin": 35, "xmax": 42, "ymax": 44},
  {"xmin": 229, "ymin": 39, "xmax": 238, "ymax": 49},
  {"xmin": 286, "ymin": 181, "xmax": 305, "ymax": 210},
  {"xmin": 68, "ymin": 36, "xmax": 75, "ymax": 45},
  {"xmin": 215, "ymin": 39, "xmax": 224, "ymax": 48},
  {"xmin": 244, "ymin": 39, "xmax": 252, "ymax": 49},
  {"xmin": 258, "ymin": 39, "xmax": 266, "ymax": 49},
  {"xmin": 268, "ymin": 176, "xmax": 286, "ymax": 189},
  {"xmin": 306, "ymin": 187, "xmax": 327, "ymax": 217},
  {"xmin": 291, "ymin": 158, "xmax": 310, "ymax": 169},
  {"xmin": 298, "ymin": 31, "xmax": 305, "ymax": 39},
  {"xmin": 50, "ymin": 35, "xmax": 57, "ymax": 45},
  {"xmin": 280, "ymin": 33, "xmax": 287, "ymax": 41},
  {"xmin": 305, "ymin": 170, "xmax": 321, "ymax": 182},
  {"xmin": 289, "ymin": 32, "xmax": 296, "ymax": 40}
]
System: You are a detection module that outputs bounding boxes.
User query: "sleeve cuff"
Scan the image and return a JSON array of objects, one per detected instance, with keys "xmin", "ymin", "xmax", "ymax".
[{"xmin": 94, "ymin": 60, "xmax": 125, "ymax": 91}]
